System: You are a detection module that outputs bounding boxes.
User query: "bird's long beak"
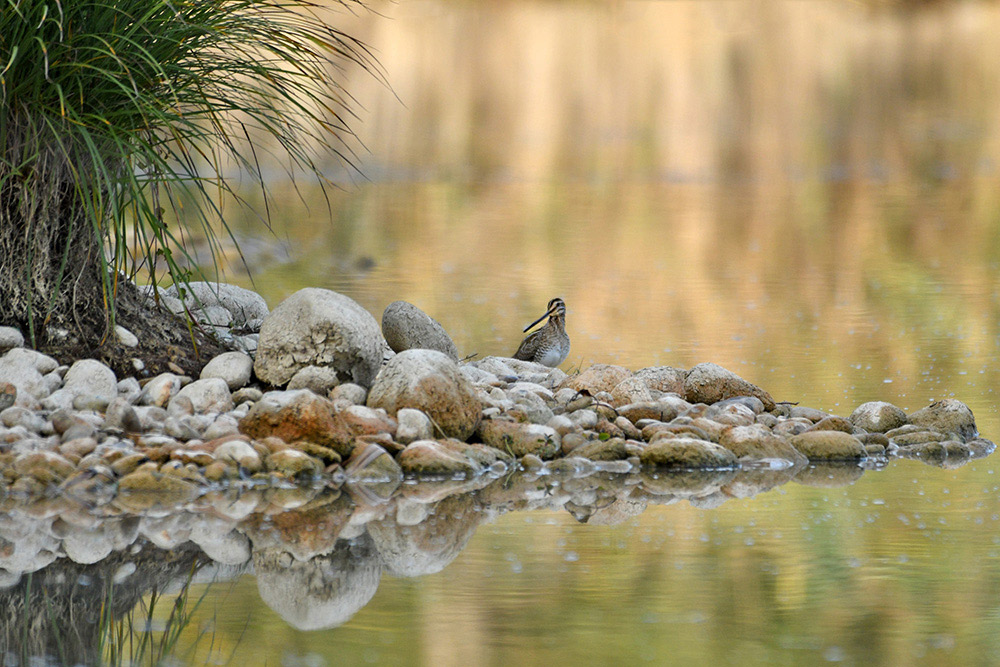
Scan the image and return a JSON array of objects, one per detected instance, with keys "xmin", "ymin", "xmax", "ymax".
[{"xmin": 523, "ymin": 303, "xmax": 557, "ymax": 333}]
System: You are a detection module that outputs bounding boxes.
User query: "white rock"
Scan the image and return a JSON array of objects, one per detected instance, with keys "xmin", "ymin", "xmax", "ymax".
[
  {"xmin": 160, "ymin": 294, "xmax": 185, "ymax": 314},
  {"xmin": 394, "ymin": 498, "xmax": 432, "ymax": 526},
  {"xmin": 0, "ymin": 327, "xmax": 24, "ymax": 352},
  {"xmin": 133, "ymin": 405, "xmax": 168, "ymax": 430},
  {"xmin": 508, "ymin": 386, "xmax": 554, "ymax": 424},
  {"xmin": 202, "ymin": 415, "xmax": 240, "ymax": 440},
  {"xmin": 287, "ymin": 365, "xmax": 341, "ymax": 394},
  {"xmin": 141, "ymin": 515, "xmax": 192, "ymax": 550},
  {"xmin": 214, "ymin": 440, "xmax": 261, "ymax": 467},
  {"xmin": 41, "ymin": 389, "xmax": 76, "ymax": 411},
  {"xmin": 508, "ymin": 381, "xmax": 554, "ymax": 400},
  {"xmin": 113, "ymin": 563, "xmax": 137, "ymax": 584},
  {"xmin": 207, "ymin": 490, "xmax": 261, "ymax": 521},
  {"xmin": 140, "ymin": 373, "xmax": 182, "ymax": 407},
  {"xmin": 0, "ymin": 527, "xmax": 59, "ymax": 574},
  {"xmin": 63, "ymin": 359, "xmax": 117, "ymax": 397},
  {"xmin": 254, "ymin": 288, "xmax": 384, "ymax": 388},
  {"xmin": 471, "ymin": 355, "xmax": 566, "ymax": 387},
  {"xmin": 1, "ymin": 407, "xmax": 47, "ymax": 432},
  {"xmin": 117, "ymin": 377, "xmax": 142, "ymax": 403},
  {"xmin": 396, "ymin": 408, "xmax": 433, "ymax": 445},
  {"xmin": 329, "ymin": 383, "xmax": 367, "ymax": 405},
  {"xmin": 41, "ymin": 371, "xmax": 63, "ymax": 395},
  {"xmin": 569, "ymin": 409, "xmax": 599, "ymax": 430},
  {"xmin": 0, "ymin": 348, "xmax": 55, "ymax": 401},
  {"xmin": 114, "ymin": 325, "xmax": 139, "ymax": 347},
  {"xmin": 200, "ymin": 351, "xmax": 253, "ymax": 391},
  {"xmin": 235, "ymin": 334, "xmax": 259, "ymax": 355},
  {"xmin": 19, "ymin": 349, "xmax": 58, "ymax": 374},
  {"xmin": 546, "ymin": 415, "xmax": 577, "ymax": 435},
  {"xmin": 253, "ymin": 549, "xmax": 381, "ymax": 631},
  {"xmin": 170, "ymin": 378, "xmax": 234, "ymax": 414},
  {"xmin": 459, "ymin": 365, "xmax": 500, "ymax": 385}
]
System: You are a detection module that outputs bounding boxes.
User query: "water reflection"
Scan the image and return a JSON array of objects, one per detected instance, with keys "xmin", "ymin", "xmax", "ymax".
[{"xmin": 0, "ymin": 451, "xmax": 992, "ymax": 665}]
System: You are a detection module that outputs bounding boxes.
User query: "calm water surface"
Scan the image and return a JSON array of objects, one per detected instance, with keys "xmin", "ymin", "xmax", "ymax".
[
  {"xmin": 176, "ymin": 461, "xmax": 1000, "ymax": 667},
  {"xmin": 19, "ymin": 0, "xmax": 1000, "ymax": 664}
]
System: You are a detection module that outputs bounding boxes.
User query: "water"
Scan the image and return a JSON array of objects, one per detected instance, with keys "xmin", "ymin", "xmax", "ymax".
[
  {"xmin": 13, "ymin": 0, "xmax": 1000, "ymax": 664},
  {"xmin": 2, "ymin": 461, "xmax": 997, "ymax": 666}
]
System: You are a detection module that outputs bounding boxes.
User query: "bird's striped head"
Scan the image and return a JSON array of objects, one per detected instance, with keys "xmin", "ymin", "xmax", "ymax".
[{"xmin": 523, "ymin": 297, "xmax": 566, "ymax": 332}]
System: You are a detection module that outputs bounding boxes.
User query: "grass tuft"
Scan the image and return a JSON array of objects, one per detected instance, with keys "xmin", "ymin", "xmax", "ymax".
[{"xmin": 0, "ymin": 0, "xmax": 377, "ymax": 345}]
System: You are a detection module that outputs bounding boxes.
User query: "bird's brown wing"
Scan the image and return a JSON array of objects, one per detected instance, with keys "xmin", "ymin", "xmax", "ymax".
[{"xmin": 513, "ymin": 329, "xmax": 542, "ymax": 361}]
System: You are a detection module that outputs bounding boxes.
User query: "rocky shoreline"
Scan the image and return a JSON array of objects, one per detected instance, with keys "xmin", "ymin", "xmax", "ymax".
[{"xmin": 0, "ymin": 284, "xmax": 994, "ymax": 506}]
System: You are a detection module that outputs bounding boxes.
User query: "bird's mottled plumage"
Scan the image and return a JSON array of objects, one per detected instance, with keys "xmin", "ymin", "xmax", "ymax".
[{"xmin": 513, "ymin": 297, "xmax": 569, "ymax": 367}]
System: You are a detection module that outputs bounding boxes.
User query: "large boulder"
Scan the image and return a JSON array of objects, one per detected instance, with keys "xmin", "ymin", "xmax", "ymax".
[
  {"xmin": 381, "ymin": 301, "xmax": 459, "ymax": 360},
  {"xmin": 254, "ymin": 288, "xmax": 384, "ymax": 388},
  {"xmin": 908, "ymin": 399, "xmax": 977, "ymax": 441},
  {"xmin": 683, "ymin": 363, "xmax": 775, "ymax": 410},
  {"xmin": 367, "ymin": 349, "xmax": 480, "ymax": 441}
]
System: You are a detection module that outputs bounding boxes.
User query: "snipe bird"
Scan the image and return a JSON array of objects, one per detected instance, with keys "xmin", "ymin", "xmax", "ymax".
[{"xmin": 513, "ymin": 297, "xmax": 569, "ymax": 367}]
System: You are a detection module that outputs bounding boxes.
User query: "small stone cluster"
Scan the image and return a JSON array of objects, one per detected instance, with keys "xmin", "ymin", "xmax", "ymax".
[{"xmin": 0, "ymin": 285, "xmax": 993, "ymax": 504}]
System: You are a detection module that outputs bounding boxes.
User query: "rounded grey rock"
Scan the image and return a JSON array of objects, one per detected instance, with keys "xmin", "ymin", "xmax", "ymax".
[
  {"xmin": 329, "ymin": 382, "xmax": 367, "ymax": 405},
  {"xmin": 908, "ymin": 399, "xmax": 978, "ymax": 441},
  {"xmin": 0, "ymin": 327, "xmax": 24, "ymax": 353},
  {"xmin": 114, "ymin": 325, "xmax": 139, "ymax": 348},
  {"xmin": 0, "ymin": 348, "xmax": 57, "ymax": 401},
  {"xmin": 200, "ymin": 351, "xmax": 254, "ymax": 391},
  {"xmin": 254, "ymin": 288, "xmax": 384, "ymax": 388},
  {"xmin": 63, "ymin": 359, "xmax": 118, "ymax": 398},
  {"xmin": 396, "ymin": 408, "xmax": 433, "ymax": 444},
  {"xmin": 287, "ymin": 365, "xmax": 342, "ymax": 394},
  {"xmin": 849, "ymin": 401, "xmax": 908, "ymax": 434},
  {"xmin": 117, "ymin": 377, "xmax": 142, "ymax": 404},
  {"xmin": 381, "ymin": 301, "xmax": 459, "ymax": 360},
  {"xmin": 139, "ymin": 373, "xmax": 182, "ymax": 407},
  {"xmin": 170, "ymin": 378, "xmax": 234, "ymax": 414}
]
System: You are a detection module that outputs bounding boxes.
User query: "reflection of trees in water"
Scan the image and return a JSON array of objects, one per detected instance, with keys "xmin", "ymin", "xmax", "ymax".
[{"xmin": 0, "ymin": 461, "xmax": 980, "ymax": 663}]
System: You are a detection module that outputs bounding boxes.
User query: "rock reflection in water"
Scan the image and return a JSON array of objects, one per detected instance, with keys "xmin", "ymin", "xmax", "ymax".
[{"xmin": 0, "ymin": 457, "xmax": 984, "ymax": 663}]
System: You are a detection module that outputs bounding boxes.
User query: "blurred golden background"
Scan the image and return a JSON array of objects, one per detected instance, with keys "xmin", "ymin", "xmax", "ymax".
[
  {"xmin": 178, "ymin": 0, "xmax": 1000, "ymax": 423},
  {"xmin": 161, "ymin": 2, "xmax": 1000, "ymax": 664}
]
